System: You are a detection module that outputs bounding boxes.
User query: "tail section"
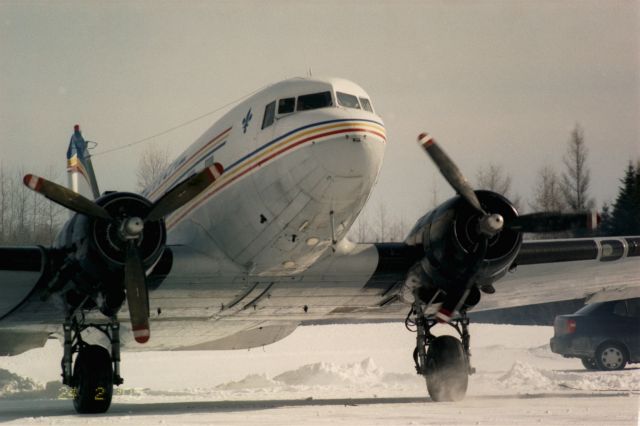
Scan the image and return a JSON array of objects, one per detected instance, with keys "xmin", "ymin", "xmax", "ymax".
[{"xmin": 67, "ymin": 124, "xmax": 100, "ymax": 199}]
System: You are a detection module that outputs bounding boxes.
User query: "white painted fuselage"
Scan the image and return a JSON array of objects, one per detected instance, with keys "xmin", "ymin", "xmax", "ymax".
[{"xmin": 144, "ymin": 77, "xmax": 386, "ymax": 276}]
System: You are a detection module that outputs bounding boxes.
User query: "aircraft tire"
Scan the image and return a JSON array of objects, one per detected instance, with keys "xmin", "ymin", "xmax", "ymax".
[
  {"xmin": 425, "ymin": 335, "xmax": 468, "ymax": 401},
  {"xmin": 72, "ymin": 344, "xmax": 114, "ymax": 413}
]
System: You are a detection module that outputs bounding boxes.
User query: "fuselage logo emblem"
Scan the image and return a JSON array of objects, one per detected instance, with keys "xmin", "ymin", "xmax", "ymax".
[{"xmin": 242, "ymin": 109, "xmax": 253, "ymax": 134}]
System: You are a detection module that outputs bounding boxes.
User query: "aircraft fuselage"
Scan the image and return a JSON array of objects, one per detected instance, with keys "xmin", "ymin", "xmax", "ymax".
[{"xmin": 144, "ymin": 77, "xmax": 386, "ymax": 276}]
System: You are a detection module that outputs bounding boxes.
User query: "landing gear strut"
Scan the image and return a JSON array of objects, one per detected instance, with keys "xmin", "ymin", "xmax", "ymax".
[
  {"xmin": 62, "ymin": 313, "xmax": 123, "ymax": 413},
  {"xmin": 409, "ymin": 305, "xmax": 474, "ymax": 401}
]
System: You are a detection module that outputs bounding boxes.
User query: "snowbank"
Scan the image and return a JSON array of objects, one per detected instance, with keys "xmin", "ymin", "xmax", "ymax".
[{"xmin": 0, "ymin": 324, "xmax": 638, "ymax": 425}]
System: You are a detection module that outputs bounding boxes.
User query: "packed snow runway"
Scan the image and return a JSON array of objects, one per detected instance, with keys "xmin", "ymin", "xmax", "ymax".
[{"xmin": 1, "ymin": 323, "xmax": 638, "ymax": 425}]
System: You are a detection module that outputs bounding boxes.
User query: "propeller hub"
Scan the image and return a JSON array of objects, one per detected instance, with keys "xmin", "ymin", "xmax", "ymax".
[
  {"xmin": 478, "ymin": 213, "xmax": 504, "ymax": 237},
  {"xmin": 120, "ymin": 217, "xmax": 144, "ymax": 239}
]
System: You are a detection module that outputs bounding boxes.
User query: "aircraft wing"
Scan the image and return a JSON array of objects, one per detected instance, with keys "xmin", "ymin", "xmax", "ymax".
[
  {"xmin": 0, "ymin": 235, "xmax": 638, "ymax": 352},
  {"xmin": 0, "ymin": 246, "xmax": 54, "ymax": 355},
  {"xmin": 292, "ymin": 235, "xmax": 640, "ymax": 321},
  {"xmin": 482, "ymin": 236, "xmax": 640, "ymax": 310},
  {"xmin": 0, "ymin": 246, "xmax": 48, "ymax": 321}
]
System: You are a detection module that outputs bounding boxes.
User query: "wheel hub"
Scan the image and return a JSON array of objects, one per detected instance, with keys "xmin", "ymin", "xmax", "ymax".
[{"xmin": 600, "ymin": 347, "xmax": 623, "ymax": 369}]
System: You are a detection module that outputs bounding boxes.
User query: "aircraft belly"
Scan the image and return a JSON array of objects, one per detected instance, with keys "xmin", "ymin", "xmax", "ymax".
[
  {"xmin": 114, "ymin": 319, "xmax": 269, "ymax": 351},
  {"xmin": 103, "ymin": 241, "xmax": 395, "ymax": 350},
  {"xmin": 174, "ymin": 323, "xmax": 299, "ymax": 351}
]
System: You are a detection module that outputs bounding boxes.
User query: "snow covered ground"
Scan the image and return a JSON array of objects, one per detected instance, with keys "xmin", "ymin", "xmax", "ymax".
[{"xmin": 0, "ymin": 323, "xmax": 638, "ymax": 425}]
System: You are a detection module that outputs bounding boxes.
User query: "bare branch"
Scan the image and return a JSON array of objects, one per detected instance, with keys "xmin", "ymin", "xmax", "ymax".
[
  {"xmin": 560, "ymin": 124, "xmax": 594, "ymax": 211},
  {"xmin": 137, "ymin": 145, "xmax": 171, "ymax": 193},
  {"xmin": 529, "ymin": 164, "xmax": 566, "ymax": 212}
]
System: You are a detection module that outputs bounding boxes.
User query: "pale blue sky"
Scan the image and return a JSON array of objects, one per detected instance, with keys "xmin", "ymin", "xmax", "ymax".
[{"xmin": 1, "ymin": 0, "xmax": 638, "ymax": 224}]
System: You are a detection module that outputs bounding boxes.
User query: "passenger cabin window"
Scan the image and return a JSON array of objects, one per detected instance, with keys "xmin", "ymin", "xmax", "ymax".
[
  {"xmin": 262, "ymin": 101, "xmax": 276, "ymax": 129},
  {"xmin": 359, "ymin": 97, "xmax": 373, "ymax": 112},
  {"xmin": 337, "ymin": 92, "xmax": 361, "ymax": 109},
  {"xmin": 278, "ymin": 98, "xmax": 295, "ymax": 114},
  {"xmin": 297, "ymin": 91, "xmax": 332, "ymax": 111}
]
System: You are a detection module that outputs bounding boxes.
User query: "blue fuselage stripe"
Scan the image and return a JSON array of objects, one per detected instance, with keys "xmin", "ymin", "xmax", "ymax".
[{"xmin": 225, "ymin": 118, "xmax": 384, "ymax": 172}]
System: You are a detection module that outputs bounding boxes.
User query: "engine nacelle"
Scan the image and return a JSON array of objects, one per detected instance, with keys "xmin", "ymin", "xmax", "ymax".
[
  {"xmin": 53, "ymin": 192, "xmax": 166, "ymax": 315},
  {"xmin": 403, "ymin": 190, "xmax": 522, "ymax": 309}
]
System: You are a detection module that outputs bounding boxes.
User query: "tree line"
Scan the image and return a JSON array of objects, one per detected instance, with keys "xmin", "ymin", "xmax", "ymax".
[{"xmin": 0, "ymin": 164, "xmax": 65, "ymax": 245}]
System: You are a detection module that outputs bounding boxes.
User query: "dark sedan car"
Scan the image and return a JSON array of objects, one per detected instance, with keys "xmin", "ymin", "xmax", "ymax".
[{"xmin": 550, "ymin": 298, "xmax": 640, "ymax": 370}]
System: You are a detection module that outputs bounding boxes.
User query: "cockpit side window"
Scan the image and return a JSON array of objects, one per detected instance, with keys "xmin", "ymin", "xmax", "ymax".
[
  {"xmin": 262, "ymin": 101, "xmax": 276, "ymax": 129},
  {"xmin": 359, "ymin": 97, "xmax": 373, "ymax": 113},
  {"xmin": 337, "ymin": 92, "xmax": 361, "ymax": 109},
  {"xmin": 297, "ymin": 91, "xmax": 333, "ymax": 111},
  {"xmin": 278, "ymin": 98, "xmax": 295, "ymax": 114}
]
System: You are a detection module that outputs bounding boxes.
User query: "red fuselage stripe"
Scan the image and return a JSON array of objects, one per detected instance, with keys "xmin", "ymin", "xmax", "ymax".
[{"xmin": 166, "ymin": 127, "xmax": 384, "ymax": 229}]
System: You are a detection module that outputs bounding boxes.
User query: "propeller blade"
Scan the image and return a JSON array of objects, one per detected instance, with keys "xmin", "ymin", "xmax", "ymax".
[
  {"xmin": 23, "ymin": 174, "xmax": 112, "ymax": 220},
  {"xmin": 145, "ymin": 163, "xmax": 224, "ymax": 222},
  {"xmin": 417, "ymin": 133, "xmax": 485, "ymax": 214},
  {"xmin": 124, "ymin": 241, "xmax": 150, "ymax": 344},
  {"xmin": 506, "ymin": 211, "xmax": 599, "ymax": 233}
]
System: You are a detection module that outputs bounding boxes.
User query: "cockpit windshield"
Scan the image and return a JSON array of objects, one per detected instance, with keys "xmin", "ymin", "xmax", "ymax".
[
  {"xmin": 337, "ymin": 92, "xmax": 361, "ymax": 109},
  {"xmin": 261, "ymin": 86, "xmax": 375, "ymax": 132},
  {"xmin": 297, "ymin": 91, "xmax": 333, "ymax": 111},
  {"xmin": 337, "ymin": 91, "xmax": 374, "ymax": 113},
  {"xmin": 278, "ymin": 98, "xmax": 295, "ymax": 114},
  {"xmin": 359, "ymin": 97, "xmax": 373, "ymax": 113}
]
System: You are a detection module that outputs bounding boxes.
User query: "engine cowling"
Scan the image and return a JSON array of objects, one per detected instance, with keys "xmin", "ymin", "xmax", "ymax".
[
  {"xmin": 91, "ymin": 192, "xmax": 166, "ymax": 268},
  {"xmin": 403, "ymin": 190, "xmax": 522, "ymax": 310},
  {"xmin": 404, "ymin": 132, "xmax": 596, "ymax": 318},
  {"xmin": 53, "ymin": 192, "xmax": 166, "ymax": 316},
  {"xmin": 24, "ymin": 162, "xmax": 223, "ymax": 344}
]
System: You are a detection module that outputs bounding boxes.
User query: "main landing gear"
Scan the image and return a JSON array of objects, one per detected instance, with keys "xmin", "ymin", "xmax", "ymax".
[
  {"xmin": 62, "ymin": 314, "xmax": 123, "ymax": 413},
  {"xmin": 408, "ymin": 305, "xmax": 474, "ymax": 401}
]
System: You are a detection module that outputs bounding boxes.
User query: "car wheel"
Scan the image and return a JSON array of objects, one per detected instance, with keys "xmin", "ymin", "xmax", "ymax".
[
  {"xmin": 595, "ymin": 342, "xmax": 628, "ymax": 371},
  {"xmin": 580, "ymin": 357, "xmax": 598, "ymax": 370}
]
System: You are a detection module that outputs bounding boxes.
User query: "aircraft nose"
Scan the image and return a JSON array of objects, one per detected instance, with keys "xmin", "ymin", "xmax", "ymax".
[{"xmin": 311, "ymin": 131, "xmax": 385, "ymax": 178}]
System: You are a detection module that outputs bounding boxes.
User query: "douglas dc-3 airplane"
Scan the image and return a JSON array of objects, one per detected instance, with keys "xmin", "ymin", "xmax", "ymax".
[{"xmin": 1, "ymin": 77, "xmax": 639, "ymax": 413}]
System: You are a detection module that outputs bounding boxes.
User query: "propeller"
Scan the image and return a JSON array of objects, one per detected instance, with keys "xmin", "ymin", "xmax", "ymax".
[
  {"xmin": 417, "ymin": 132, "xmax": 598, "ymax": 321},
  {"xmin": 124, "ymin": 240, "xmax": 150, "ymax": 343},
  {"xmin": 418, "ymin": 133, "xmax": 485, "ymax": 215},
  {"xmin": 145, "ymin": 163, "xmax": 223, "ymax": 221},
  {"xmin": 24, "ymin": 163, "xmax": 224, "ymax": 343},
  {"xmin": 23, "ymin": 174, "xmax": 112, "ymax": 220},
  {"xmin": 417, "ymin": 133, "xmax": 597, "ymax": 236}
]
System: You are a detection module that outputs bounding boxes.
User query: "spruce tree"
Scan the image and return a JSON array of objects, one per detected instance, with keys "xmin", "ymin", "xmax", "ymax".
[{"xmin": 608, "ymin": 163, "xmax": 640, "ymax": 235}]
